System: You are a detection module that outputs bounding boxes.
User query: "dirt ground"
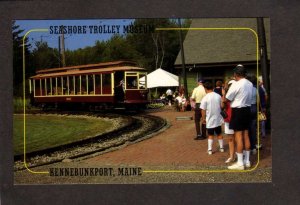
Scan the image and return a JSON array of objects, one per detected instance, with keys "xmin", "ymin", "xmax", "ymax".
[{"xmin": 14, "ymin": 106, "xmax": 272, "ymax": 184}]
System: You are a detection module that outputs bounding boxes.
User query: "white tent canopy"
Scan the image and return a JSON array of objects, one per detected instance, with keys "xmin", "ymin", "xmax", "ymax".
[{"xmin": 140, "ymin": 68, "xmax": 179, "ymax": 89}]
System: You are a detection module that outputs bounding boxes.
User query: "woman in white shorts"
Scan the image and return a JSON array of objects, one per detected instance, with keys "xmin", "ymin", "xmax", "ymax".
[{"xmin": 223, "ymin": 80, "xmax": 235, "ymax": 163}]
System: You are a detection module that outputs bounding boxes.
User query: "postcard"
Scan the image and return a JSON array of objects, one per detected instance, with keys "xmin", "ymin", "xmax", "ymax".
[{"xmin": 13, "ymin": 18, "xmax": 271, "ymax": 184}]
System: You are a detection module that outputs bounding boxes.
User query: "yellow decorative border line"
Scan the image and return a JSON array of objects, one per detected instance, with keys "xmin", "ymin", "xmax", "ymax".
[
  {"xmin": 143, "ymin": 27, "xmax": 260, "ymax": 173},
  {"xmin": 23, "ymin": 29, "xmax": 49, "ymax": 174},
  {"xmin": 21, "ymin": 27, "xmax": 262, "ymax": 175}
]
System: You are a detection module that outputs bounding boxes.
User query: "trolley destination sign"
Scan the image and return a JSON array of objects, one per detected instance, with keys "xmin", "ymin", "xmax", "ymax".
[{"xmin": 49, "ymin": 24, "xmax": 156, "ymax": 35}]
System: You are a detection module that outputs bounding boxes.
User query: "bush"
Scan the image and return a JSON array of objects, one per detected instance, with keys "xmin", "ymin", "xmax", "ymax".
[
  {"xmin": 14, "ymin": 97, "xmax": 31, "ymax": 113},
  {"xmin": 147, "ymin": 103, "xmax": 165, "ymax": 109}
]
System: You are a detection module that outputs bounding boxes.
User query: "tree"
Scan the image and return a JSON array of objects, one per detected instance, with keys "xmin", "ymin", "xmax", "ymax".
[
  {"xmin": 13, "ymin": 21, "xmax": 31, "ymax": 96},
  {"xmin": 63, "ymin": 35, "xmax": 141, "ymax": 66},
  {"xmin": 125, "ymin": 18, "xmax": 191, "ymax": 72},
  {"xmin": 31, "ymin": 41, "xmax": 60, "ymax": 70},
  {"xmin": 101, "ymin": 34, "xmax": 140, "ymax": 62}
]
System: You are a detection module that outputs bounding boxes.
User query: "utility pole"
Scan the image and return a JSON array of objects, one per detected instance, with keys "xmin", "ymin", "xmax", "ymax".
[
  {"xmin": 61, "ymin": 30, "xmax": 66, "ymax": 67},
  {"xmin": 58, "ymin": 36, "xmax": 61, "ymax": 67},
  {"xmin": 178, "ymin": 18, "xmax": 188, "ymax": 99},
  {"xmin": 257, "ymin": 18, "xmax": 269, "ymax": 95}
]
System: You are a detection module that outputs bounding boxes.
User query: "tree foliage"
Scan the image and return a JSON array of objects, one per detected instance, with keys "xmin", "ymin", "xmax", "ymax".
[
  {"xmin": 31, "ymin": 41, "xmax": 60, "ymax": 70},
  {"xmin": 126, "ymin": 19, "xmax": 191, "ymax": 72},
  {"xmin": 13, "ymin": 21, "xmax": 31, "ymax": 96}
]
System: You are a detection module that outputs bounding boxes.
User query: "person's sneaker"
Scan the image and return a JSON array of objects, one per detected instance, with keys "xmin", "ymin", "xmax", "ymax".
[
  {"xmin": 219, "ymin": 148, "xmax": 224, "ymax": 152},
  {"xmin": 208, "ymin": 150, "xmax": 212, "ymax": 155},
  {"xmin": 225, "ymin": 157, "xmax": 235, "ymax": 163},
  {"xmin": 244, "ymin": 160, "xmax": 251, "ymax": 168},
  {"xmin": 194, "ymin": 135, "xmax": 205, "ymax": 140},
  {"xmin": 194, "ymin": 135, "xmax": 201, "ymax": 140},
  {"xmin": 228, "ymin": 163, "xmax": 244, "ymax": 170}
]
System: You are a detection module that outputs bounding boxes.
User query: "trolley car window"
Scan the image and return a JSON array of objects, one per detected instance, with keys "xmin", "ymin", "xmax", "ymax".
[
  {"xmin": 95, "ymin": 74, "xmax": 101, "ymax": 94},
  {"xmin": 41, "ymin": 79, "xmax": 45, "ymax": 96},
  {"xmin": 62, "ymin": 76, "xmax": 68, "ymax": 95},
  {"xmin": 57, "ymin": 77, "xmax": 62, "ymax": 95},
  {"xmin": 126, "ymin": 75, "xmax": 138, "ymax": 89},
  {"xmin": 102, "ymin": 73, "xmax": 112, "ymax": 94},
  {"xmin": 67, "ymin": 77, "xmax": 70, "ymax": 95},
  {"xmin": 69, "ymin": 76, "xmax": 75, "ymax": 95},
  {"xmin": 52, "ymin": 77, "xmax": 57, "ymax": 95},
  {"xmin": 46, "ymin": 78, "xmax": 51, "ymax": 95},
  {"xmin": 35, "ymin": 79, "xmax": 41, "ymax": 96},
  {"xmin": 81, "ymin": 75, "xmax": 87, "ymax": 95},
  {"xmin": 88, "ymin": 75, "xmax": 94, "ymax": 95},
  {"xmin": 75, "ymin": 76, "xmax": 80, "ymax": 95}
]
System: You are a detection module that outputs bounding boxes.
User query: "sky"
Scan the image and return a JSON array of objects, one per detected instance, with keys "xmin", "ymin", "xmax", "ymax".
[{"xmin": 15, "ymin": 19, "xmax": 135, "ymax": 51}]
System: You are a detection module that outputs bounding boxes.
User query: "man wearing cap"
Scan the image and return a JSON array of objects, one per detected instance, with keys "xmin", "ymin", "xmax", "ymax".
[
  {"xmin": 225, "ymin": 64, "xmax": 253, "ymax": 170},
  {"xmin": 191, "ymin": 79, "xmax": 207, "ymax": 140}
]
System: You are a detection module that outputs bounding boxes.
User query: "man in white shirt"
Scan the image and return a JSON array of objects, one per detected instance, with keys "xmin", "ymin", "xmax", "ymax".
[
  {"xmin": 225, "ymin": 64, "xmax": 253, "ymax": 170},
  {"xmin": 200, "ymin": 81, "xmax": 224, "ymax": 155}
]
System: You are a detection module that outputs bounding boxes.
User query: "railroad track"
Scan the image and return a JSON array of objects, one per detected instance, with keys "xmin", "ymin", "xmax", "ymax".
[{"xmin": 14, "ymin": 111, "xmax": 168, "ymax": 171}]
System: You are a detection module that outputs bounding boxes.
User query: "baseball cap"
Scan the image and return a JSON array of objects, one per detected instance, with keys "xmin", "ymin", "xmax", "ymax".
[
  {"xmin": 233, "ymin": 64, "xmax": 247, "ymax": 76},
  {"xmin": 198, "ymin": 78, "xmax": 204, "ymax": 83}
]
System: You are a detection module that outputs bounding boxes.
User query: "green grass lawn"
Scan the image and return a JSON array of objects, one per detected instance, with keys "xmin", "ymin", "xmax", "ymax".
[{"xmin": 13, "ymin": 114, "xmax": 113, "ymax": 155}]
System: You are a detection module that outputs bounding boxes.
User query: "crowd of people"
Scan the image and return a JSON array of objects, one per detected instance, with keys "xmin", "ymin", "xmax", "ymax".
[
  {"xmin": 159, "ymin": 87, "xmax": 192, "ymax": 112},
  {"xmin": 189, "ymin": 64, "xmax": 268, "ymax": 170}
]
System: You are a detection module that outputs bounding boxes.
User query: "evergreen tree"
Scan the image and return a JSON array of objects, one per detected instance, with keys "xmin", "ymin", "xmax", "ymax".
[
  {"xmin": 31, "ymin": 41, "xmax": 60, "ymax": 70},
  {"xmin": 101, "ymin": 34, "xmax": 140, "ymax": 62},
  {"xmin": 13, "ymin": 21, "xmax": 31, "ymax": 96}
]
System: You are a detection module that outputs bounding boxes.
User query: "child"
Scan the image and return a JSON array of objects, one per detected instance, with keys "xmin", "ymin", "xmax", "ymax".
[{"xmin": 200, "ymin": 82, "xmax": 224, "ymax": 155}]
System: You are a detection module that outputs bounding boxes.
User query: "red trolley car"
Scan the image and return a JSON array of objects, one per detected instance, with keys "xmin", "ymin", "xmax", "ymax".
[{"xmin": 29, "ymin": 61, "xmax": 148, "ymax": 110}]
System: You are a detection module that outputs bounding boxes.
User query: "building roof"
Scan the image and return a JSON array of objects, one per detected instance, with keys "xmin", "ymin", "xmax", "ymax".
[{"xmin": 175, "ymin": 18, "xmax": 270, "ymax": 66}]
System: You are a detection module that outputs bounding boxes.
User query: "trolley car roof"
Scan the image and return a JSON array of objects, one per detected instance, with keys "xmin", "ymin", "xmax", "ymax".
[
  {"xmin": 35, "ymin": 61, "xmax": 137, "ymax": 74},
  {"xmin": 30, "ymin": 66, "xmax": 147, "ymax": 79}
]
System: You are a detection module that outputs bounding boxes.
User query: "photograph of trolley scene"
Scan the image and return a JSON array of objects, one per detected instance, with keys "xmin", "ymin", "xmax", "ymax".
[{"xmin": 13, "ymin": 18, "xmax": 271, "ymax": 184}]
